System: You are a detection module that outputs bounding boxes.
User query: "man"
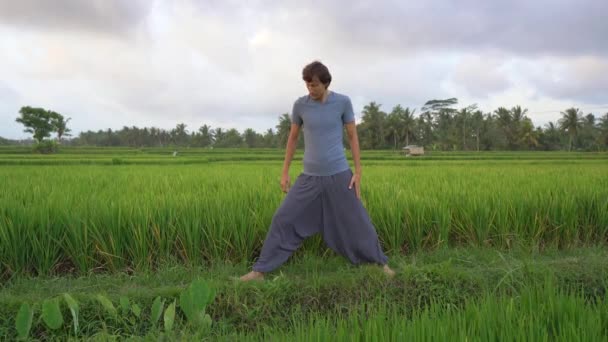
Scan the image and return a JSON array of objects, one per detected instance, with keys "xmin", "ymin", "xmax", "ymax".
[{"xmin": 240, "ymin": 61, "xmax": 395, "ymax": 281}]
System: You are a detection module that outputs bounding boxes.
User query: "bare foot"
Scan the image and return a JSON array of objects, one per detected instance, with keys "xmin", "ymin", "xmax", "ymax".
[
  {"xmin": 239, "ymin": 271, "xmax": 264, "ymax": 282},
  {"xmin": 382, "ymin": 264, "xmax": 396, "ymax": 277}
]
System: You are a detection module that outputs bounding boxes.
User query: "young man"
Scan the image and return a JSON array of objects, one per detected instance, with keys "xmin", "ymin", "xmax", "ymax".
[{"xmin": 240, "ymin": 61, "xmax": 395, "ymax": 281}]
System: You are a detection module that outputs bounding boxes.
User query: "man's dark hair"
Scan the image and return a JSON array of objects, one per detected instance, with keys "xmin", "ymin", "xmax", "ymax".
[{"xmin": 302, "ymin": 61, "xmax": 332, "ymax": 87}]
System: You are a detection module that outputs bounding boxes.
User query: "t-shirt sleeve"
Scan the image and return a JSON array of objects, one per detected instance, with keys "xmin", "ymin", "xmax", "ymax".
[
  {"xmin": 291, "ymin": 100, "xmax": 303, "ymax": 126},
  {"xmin": 342, "ymin": 96, "xmax": 355, "ymax": 124}
]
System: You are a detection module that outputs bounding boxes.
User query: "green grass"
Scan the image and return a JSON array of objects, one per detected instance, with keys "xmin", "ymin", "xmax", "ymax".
[
  {"xmin": 1, "ymin": 149, "xmax": 607, "ymax": 339},
  {"xmin": 1, "ymin": 157, "xmax": 607, "ymax": 277},
  {"xmin": 0, "ymin": 246, "xmax": 606, "ymax": 340},
  {"xmin": 265, "ymin": 282, "xmax": 608, "ymax": 342}
]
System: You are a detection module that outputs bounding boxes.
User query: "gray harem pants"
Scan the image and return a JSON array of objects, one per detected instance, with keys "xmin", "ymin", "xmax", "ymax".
[{"xmin": 252, "ymin": 168, "xmax": 389, "ymax": 272}]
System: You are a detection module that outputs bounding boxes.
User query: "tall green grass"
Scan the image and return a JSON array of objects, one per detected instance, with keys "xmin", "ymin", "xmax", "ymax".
[
  {"xmin": 264, "ymin": 280, "xmax": 608, "ymax": 341},
  {"xmin": 1, "ymin": 158, "xmax": 607, "ymax": 276}
]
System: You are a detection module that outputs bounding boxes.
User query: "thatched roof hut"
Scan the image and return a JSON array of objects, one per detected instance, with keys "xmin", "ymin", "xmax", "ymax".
[{"xmin": 402, "ymin": 145, "xmax": 424, "ymax": 156}]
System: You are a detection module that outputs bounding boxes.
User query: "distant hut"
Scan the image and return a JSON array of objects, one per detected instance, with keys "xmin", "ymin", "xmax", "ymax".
[{"xmin": 402, "ymin": 145, "xmax": 424, "ymax": 156}]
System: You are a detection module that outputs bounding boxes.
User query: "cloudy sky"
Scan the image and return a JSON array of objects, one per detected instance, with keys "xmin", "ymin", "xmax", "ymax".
[{"xmin": 1, "ymin": 0, "xmax": 607, "ymax": 139}]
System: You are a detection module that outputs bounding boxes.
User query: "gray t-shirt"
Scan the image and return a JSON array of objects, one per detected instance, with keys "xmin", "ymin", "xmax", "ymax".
[{"xmin": 291, "ymin": 91, "xmax": 356, "ymax": 176}]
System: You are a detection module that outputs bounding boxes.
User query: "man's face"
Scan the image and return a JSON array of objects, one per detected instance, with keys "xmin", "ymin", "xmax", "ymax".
[{"xmin": 305, "ymin": 76, "xmax": 327, "ymax": 100}]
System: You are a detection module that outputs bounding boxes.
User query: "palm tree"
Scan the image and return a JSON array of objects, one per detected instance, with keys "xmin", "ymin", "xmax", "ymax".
[
  {"xmin": 417, "ymin": 111, "xmax": 434, "ymax": 148},
  {"xmin": 172, "ymin": 123, "xmax": 189, "ymax": 146},
  {"xmin": 518, "ymin": 118, "xmax": 538, "ymax": 149},
  {"xmin": 401, "ymin": 107, "xmax": 416, "ymax": 147},
  {"xmin": 558, "ymin": 108, "xmax": 584, "ymax": 151},
  {"xmin": 276, "ymin": 113, "xmax": 292, "ymax": 148},
  {"xmin": 263, "ymin": 128, "xmax": 276, "ymax": 148},
  {"xmin": 243, "ymin": 128, "xmax": 257, "ymax": 148},
  {"xmin": 385, "ymin": 105, "xmax": 417, "ymax": 150},
  {"xmin": 470, "ymin": 110, "xmax": 485, "ymax": 151},
  {"xmin": 198, "ymin": 124, "xmax": 213, "ymax": 147},
  {"xmin": 510, "ymin": 106, "xmax": 528, "ymax": 149},
  {"xmin": 213, "ymin": 128, "xmax": 225, "ymax": 147},
  {"xmin": 54, "ymin": 116, "xmax": 72, "ymax": 143},
  {"xmin": 542, "ymin": 121, "xmax": 561, "ymax": 150},
  {"xmin": 149, "ymin": 127, "xmax": 160, "ymax": 147},
  {"xmin": 494, "ymin": 106, "xmax": 528, "ymax": 150},
  {"xmin": 510, "ymin": 105, "xmax": 528, "ymax": 123},
  {"xmin": 598, "ymin": 113, "xmax": 608, "ymax": 149},
  {"xmin": 456, "ymin": 105, "xmax": 477, "ymax": 150},
  {"xmin": 386, "ymin": 106, "xmax": 402, "ymax": 150},
  {"xmin": 361, "ymin": 102, "xmax": 386, "ymax": 149}
]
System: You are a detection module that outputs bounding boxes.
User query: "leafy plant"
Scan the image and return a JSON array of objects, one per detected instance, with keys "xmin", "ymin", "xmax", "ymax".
[
  {"xmin": 151, "ymin": 296, "xmax": 165, "ymax": 325},
  {"xmin": 96, "ymin": 294, "xmax": 117, "ymax": 318},
  {"xmin": 42, "ymin": 298, "xmax": 63, "ymax": 330},
  {"xmin": 164, "ymin": 300, "xmax": 176, "ymax": 332},
  {"xmin": 179, "ymin": 278, "xmax": 215, "ymax": 327},
  {"xmin": 15, "ymin": 303, "xmax": 34, "ymax": 340}
]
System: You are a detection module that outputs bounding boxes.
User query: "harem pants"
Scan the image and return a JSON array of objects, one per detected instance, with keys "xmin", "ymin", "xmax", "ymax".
[{"xmin": 252, "ymin": 168, "xmax": 389, "ymax": 272}]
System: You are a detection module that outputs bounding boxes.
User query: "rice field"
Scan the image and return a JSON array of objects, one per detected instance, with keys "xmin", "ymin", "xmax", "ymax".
[
  {"xmin": 0, "ymin": 148, "xmax": 607, "ymax": 339},
  {"xmin": 1, "ymin": 148, "xmax": 607, "ymax": 276}
]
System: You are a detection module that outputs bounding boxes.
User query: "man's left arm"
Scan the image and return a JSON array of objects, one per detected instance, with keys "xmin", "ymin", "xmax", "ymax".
[{"xmin": 345, "ymin": 122, "xmax": 362, "ymax": 198}]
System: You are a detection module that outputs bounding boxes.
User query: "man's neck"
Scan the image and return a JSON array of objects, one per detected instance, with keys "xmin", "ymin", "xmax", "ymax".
[{"xmin": 320, "ymin": 89, "xmax": 330, "ymax": 103}]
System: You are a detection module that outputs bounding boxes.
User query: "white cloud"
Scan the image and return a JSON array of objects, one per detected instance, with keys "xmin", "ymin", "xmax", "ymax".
[
  {"xmin": 448, "ymin": 53, "xmax": 512, "ymax": 98},
  {"xmin": 1, "ymin": 0, "xmax": 607, "ymax": 139},
  {"xmin": 521, "ymin": 56, "xmax": 608, "ymax": 104}
]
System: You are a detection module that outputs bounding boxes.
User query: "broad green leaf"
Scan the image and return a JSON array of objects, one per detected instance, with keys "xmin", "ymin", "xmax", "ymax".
[
  {"xmin": 42, "ymin": 298, "xmax": 64, "ymax": 330},
  {"xmin": 192, "ymin": 279, "xmax": 214, "ymax": 307},
  {"xmin": 131, "ymin": 303, "xmax": 141, "ymax": 318},
  {"xmin": 119, "ymin": 296, "xmax": 130, "ymax": 313},
  {"xmin": 15, "ymin": 303, "xmax": 34, "ymax": 340},
  {"xmin": 180, "ymin": 279, "xmax": 216, "ymax": 325},
  {"xmin": 164, "ymin": 300, "xmax": 176, "ymax": 332},
  {"xmin": 151, "ymin": 296, "xmax": 164, "ymax": 324},
  {"xmin": 179, "ymin": 288, "xmax": 194, "ymax": 323},
  {"xmin": 96, "ymin": 295, "xmax": 117, "ymax": 318}
]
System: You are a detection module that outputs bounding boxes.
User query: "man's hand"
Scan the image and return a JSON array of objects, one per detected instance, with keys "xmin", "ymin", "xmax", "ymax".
[
  {"xmin": 348, "ymin": 172, "xmax": 361, "ymax": 199},
  {"xmin": 280, "ymin": 173, "xmax": 291, "ymax": 193}
]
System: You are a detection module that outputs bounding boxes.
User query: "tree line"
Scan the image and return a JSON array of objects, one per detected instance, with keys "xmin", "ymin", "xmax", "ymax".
[{"xmin": 7, "ymin": 99, "xmax": 608, "ymax": 151}]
